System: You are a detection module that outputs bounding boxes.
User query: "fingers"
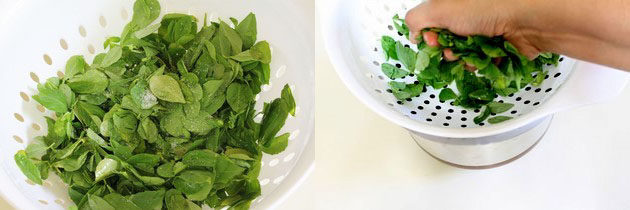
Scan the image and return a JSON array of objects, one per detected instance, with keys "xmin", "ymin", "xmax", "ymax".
[
  {"xmin": 508, "ymin": 37, "xmax": 541, "ymax": 60},
  {"xmin": 423, "ymin": 31, "xmax": 440, "ymax": 47},
  {"xmin": 517, "ymin": 47, "xmax": 540, "ymax": 60},
  {"xmin": 515, "ymin": 43, "xmax": 541, "ymax": 60},
  {"xmin": 443, "ymin": 48, "xmax": 459, "ymax": 61},
  {"xmin": 464, "ymin": 63, "xmax": 478, "ymax": 72},
  {"xmin": 406, "ymin": 0, "xmax": 540, "ymax": 61}
]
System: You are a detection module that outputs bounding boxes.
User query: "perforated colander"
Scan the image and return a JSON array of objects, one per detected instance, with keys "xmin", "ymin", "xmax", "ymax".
[
  {"xmin": 320, "ymin": 0, "xmax": 629, "ymax": 167},
  {"xmin": 0, "ymin": 0, "xmax": 314, "ymax": 209}
]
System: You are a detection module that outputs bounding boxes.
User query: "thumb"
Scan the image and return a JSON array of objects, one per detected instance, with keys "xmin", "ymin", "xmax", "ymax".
[{"xmin": 507, "ymin": 37, "xmax": 541, "ymax": 60}]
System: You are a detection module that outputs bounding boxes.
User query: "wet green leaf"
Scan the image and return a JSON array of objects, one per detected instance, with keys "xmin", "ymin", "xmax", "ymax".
[
  {"xmin": 262, "ymin": 133, "xmax": 289, "ymax": 155},
  {"xmin": 488, "ymin": 116, "xmax": 513, "ymax": 124},
  {"xmin": 95, "ymin": 158, "xmax": 119, "ymax": 182},
  {"xmin": 14, "ymin": 150, "xmax": 42, "ymax": 184},
  {"xmin": 226, "ymin": 83, "xmax": 253, "ymax": 113},
  {"xmin": 149, "ymin": 75, "xmax": 186, "ymax": 103}
]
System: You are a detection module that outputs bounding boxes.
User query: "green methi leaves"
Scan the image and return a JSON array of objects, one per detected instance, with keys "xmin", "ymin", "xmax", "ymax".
[
  {"xmin": 16, "ymin": 1, "xmax": 295, "ymax": 209},
  {"xmin": 381, "ymin": 14, "xmax": 561, "ymax": 125}
]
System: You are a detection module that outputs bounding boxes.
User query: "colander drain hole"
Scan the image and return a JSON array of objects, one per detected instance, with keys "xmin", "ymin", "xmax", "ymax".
[
  {"xmin": 99, "ymin": 15, "xmax": 107, "ymax": 27},
  {"xmin": 43, "ymin": 54, "xmax": 52, "ymax": 65},
  {"xmin": 262, "ymin": 82, "xmax": 272, "ymax": 92},
  {"xmin": 59, "ymin": 39, "xmax": 68, "ymax": 50},
  {"xmin": 289, "ymin": 130, "xmax": 300, "ymax": 140},
  {"xmin": 30, "ymin": 72, "xmax": 40, "ymax": 83},
  {"xmin": 37, "ymin": 105, "xmax": 46, "ymax": 113},
  {"xmin": 12, "ymin": 135, "xmax": 24, "ymax": 143},
  {"xmin": 273, "ymin": 175, "xmax": 285, "ymax": 184},
  {"xmin": 121, "ymin": 8, "xmax": 129, "ymax": 20},
  {"xmin": 365, "ymin": 73, "xmax": 374, "ymax": 79},
  {"xmin": 78, "ymin": 25, "xmax": 87, "ymax": 37},
  {"xmin": 260, "ymin": 178, "xmax": 270, "ymax": 186},
  {"xmin": 283, "ymin": 153, "xmax": 296, "ymax": 162},
  {"xmin": 32, "ymin": 123, "xmax": 41, "ymax": 131},
  {"xmin": 14, "ymin": 113, "xmax": 24, "ymax": 122},
  {"xmin": 88, "ymin": 44, "xmax": 95, "ymax": 54},
  {"xmin": 275, "ymin": 65, "xmax": 287, "ymax": 78},
  {"xmin": 19, "ymin": 92, "xmax": 30, "ymax": 102}
]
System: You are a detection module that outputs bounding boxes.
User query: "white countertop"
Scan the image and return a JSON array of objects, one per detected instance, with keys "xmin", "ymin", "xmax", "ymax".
[{"xmin": 297, "ymin": 14, "xmax": 630, "ymax": 210}]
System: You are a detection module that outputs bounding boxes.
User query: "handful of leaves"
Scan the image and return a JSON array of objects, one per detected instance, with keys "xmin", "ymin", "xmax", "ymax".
[
  {"xmin": 382, "ymin": 15, "xmax": 560, "ymax": 124},
  {"xmin": 14, "ymin": 0, "xmax": 295, "ymax": 209}
]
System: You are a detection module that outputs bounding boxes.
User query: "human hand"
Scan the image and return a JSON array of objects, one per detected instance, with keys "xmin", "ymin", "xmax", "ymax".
[
  {"xmin": 404, "ymin": 0, "xmax": 630, "ymax": 70},
  {"xmin": 405, "ymin": 0, "xmax": 539, "ymax": 60}
]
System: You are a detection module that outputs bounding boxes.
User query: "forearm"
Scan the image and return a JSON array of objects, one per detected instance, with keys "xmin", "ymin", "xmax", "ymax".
[{"xmin": 513, "ymin": 0, "xmax": 630, "ymax": 70}]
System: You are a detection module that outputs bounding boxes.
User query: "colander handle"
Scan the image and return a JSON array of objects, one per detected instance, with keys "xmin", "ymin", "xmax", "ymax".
[{"xmin": 538, "ymin": 61, "xmax": 629, "ymax": 115}]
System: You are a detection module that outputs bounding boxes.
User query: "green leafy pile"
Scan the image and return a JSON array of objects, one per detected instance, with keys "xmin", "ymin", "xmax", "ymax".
[
  {"xmin": 382, "ymin": 15, "xmax": 560, "ymax": 124},
  {"xmin": 14, "ymin": 0, "xmax": 296, "ymax": 209}
]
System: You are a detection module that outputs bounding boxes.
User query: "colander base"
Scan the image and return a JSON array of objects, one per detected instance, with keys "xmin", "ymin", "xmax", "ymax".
[{"xmin": 410, "ymin": 116, "xmax": 553, "ymax": 168}]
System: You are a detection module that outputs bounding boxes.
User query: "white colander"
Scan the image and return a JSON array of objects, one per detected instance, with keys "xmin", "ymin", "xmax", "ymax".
[
  {"xmin": 320, "ymin": 0, "xmax": 629, "ymax": 167},
  {"xmin": 0, "ymin": 0, "xmax": 314, "ymax": 209}
]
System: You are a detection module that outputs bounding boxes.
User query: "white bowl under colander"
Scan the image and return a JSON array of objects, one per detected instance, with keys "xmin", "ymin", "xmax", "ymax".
[
  {"xmin": 0, "ymin": 0, "xmax": 314, "ymax": 209},
  {"xmin": 320, "ymin": 0, "xmax": 629, "ymax": 166}
]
